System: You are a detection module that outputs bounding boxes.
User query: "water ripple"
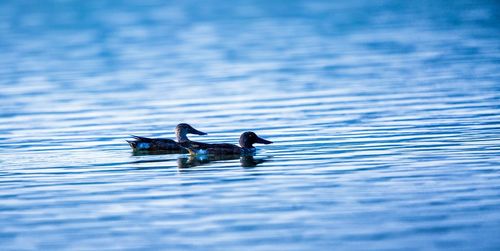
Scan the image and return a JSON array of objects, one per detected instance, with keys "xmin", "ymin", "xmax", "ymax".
[{"xmin": 1, "ymin": 0, "xmax": 500, "ymax": 250}]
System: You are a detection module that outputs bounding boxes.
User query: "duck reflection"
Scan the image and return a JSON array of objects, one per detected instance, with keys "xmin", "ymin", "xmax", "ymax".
[
  {"xmin": 240, "ymin": 155, "xmax": 267, "ymax": 167},
  {"xmin": 131, "ymin": 151, "xmax": 269, "ymax": 169},
  {"xmin": 177, "ymin": 154, "xmax": 268, "ymax": 169}
]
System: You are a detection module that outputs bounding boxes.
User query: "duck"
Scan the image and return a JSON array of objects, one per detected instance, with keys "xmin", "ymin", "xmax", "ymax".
[
  {"xmin": 181, "ymin": 131, "xmax": 272, "ymax": 156},
  {"xmin": 126, "ymin": 123, "xmax": 207, "ymax": 152}
]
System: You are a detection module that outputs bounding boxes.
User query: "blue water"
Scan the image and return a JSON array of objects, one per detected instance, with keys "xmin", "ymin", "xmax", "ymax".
[{"xmin": 1, "ymin": 0, "xmax": 500, "ymax": 250}]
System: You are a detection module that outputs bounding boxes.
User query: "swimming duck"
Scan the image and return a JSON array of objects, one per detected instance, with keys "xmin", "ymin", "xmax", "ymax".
[
  {"xmin": 182, "ymin": 131, "xmax": 272, "ymax": 156},
  {"xmin": 126, "ymin": 123, "xmax": 207, "ymax": 152}
]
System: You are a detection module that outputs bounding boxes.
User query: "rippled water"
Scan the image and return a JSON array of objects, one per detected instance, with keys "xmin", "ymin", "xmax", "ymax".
[{"xmin": 1, "ymin": 0, "xmax": 500, "ymax": 250}]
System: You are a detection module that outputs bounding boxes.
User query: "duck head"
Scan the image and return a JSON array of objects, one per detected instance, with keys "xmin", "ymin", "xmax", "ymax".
[
  {"xmin": 176, "ymin": 123, "xmax": 207, "ymax": 142},
  {"xmin": 239, "ymin": 131, "xmax": 273, "ymax": 148}
]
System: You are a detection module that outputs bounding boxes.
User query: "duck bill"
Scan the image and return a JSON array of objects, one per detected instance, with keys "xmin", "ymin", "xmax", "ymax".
[
  {"xmin": 189, "ymin": 127, "xmax": 207, "ymax": 136},
  {"xmin": 255, "ymin": 136, "xmax": 273, "ymax": 145}
]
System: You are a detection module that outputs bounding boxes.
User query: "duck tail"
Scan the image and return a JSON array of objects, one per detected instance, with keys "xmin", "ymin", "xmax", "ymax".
[
  {"xmin": 183, "ymin": 147, "xmax": 197, "ymax": 156},
  {"xmin": 126, "ymin": 140, "xmax": 137, "ymax": 149}
]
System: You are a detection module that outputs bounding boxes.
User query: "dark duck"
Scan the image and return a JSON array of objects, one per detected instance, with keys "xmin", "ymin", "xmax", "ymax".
[
  {"xmin": 126, "ymin": 123, "xmax": 207, "ymax": 152},
  {"xmin": 182, "ymin": 131, "xmax": 272, "ymax": 156}
]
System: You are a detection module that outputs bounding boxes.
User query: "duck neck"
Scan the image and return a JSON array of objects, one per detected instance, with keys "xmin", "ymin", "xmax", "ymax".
[
  {"xmin": 176, "ymin": 130, "xmax": 189, "ymax": 142},
  {"xmin": 240, "ymin": 138, "xmax": 254, "ymax": 149},
  {"xmin": 242, "ymin": 144, "xmax": 254, "ymax": 149}
]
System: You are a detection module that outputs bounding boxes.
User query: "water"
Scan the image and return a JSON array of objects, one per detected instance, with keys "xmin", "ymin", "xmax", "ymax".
[{"xmin": 1, "ymin": 0, "xmax": 500, "ymax": 250}]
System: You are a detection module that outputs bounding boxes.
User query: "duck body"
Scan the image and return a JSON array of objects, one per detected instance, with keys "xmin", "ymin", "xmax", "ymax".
[
  {"xmin": 126, "ymin": 123, "xmax": 206, "ymax": 153},
  {"xmin": 127, "ymin": 135, "xmax": 184, "ymax": 152},
  {"xmin": 185, "ymin": 142, "xmax": 245, "ymax": 155},
  {"xmin": 183, "ymin": 131, "xmax": 272, "ymax": 156}
]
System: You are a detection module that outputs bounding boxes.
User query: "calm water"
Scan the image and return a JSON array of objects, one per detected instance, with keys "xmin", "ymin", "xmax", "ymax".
[{"xmin": 1, "ymin": 0, "xmax": 500, "ymax": 250}]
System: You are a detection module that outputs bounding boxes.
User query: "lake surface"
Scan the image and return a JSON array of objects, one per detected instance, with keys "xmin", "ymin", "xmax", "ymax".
[{"xmin": 1, "ymin": 0, "xmax": 500, "ymax": 250}]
